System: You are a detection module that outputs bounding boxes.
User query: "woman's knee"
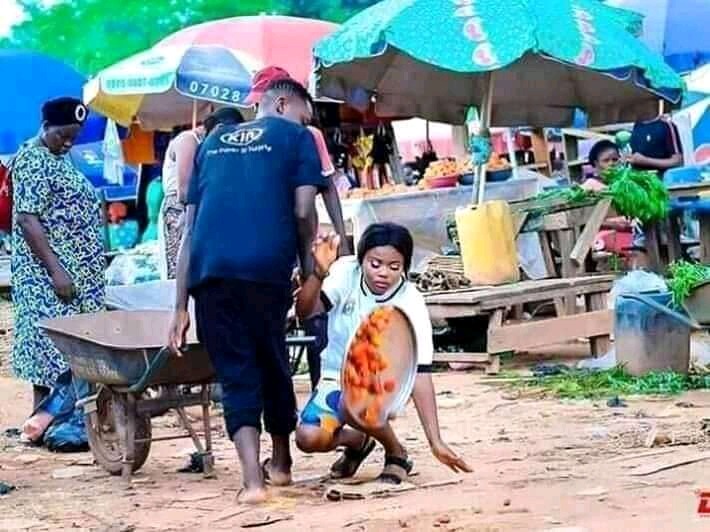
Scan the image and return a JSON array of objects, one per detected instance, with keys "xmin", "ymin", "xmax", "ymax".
[{"xmin": 296, "ymin": 425, "xmax": 333, "ymax": 453}]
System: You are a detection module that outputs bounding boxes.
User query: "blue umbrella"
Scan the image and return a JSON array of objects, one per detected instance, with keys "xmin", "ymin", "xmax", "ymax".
[
  {"xmin": 0, "ymin": 50, "xmax": 121, "ymax": 156},
  {"xmin": 607, "ymin": 0, "xmax": 710, "ymax": 73}
]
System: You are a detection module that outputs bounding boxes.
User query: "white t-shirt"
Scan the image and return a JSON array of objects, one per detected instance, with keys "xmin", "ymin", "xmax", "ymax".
[{"xmin": 320, "ymin": 257, "xmax": 434, "ymax": 381}]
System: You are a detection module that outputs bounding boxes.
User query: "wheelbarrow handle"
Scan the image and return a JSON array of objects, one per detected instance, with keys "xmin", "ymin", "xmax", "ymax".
[{"xmin": 127, "ymin": 347, "xmax": 172, "ymax": 394}]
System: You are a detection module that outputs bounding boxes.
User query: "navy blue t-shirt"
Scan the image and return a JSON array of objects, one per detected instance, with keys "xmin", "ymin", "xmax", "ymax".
[{"xmin": 187, "ymin": 116, "xmax": 326, "ymax": 289}]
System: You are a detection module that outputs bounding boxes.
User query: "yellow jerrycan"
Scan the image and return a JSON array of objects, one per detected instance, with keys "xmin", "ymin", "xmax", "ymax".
[{"xmin": 455, "ymin": 200, "xmax": 519, "ymax": 286}]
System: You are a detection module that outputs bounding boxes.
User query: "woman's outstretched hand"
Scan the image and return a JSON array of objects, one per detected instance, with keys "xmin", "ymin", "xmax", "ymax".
[{"xmin": 431, "ymin": 440, "xmax": 473, "ymax": 473}]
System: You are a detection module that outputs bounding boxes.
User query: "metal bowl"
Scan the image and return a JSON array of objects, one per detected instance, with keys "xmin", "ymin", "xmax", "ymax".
[{"xmin": 340, "ymin": 306, "xmax": 418, "ymax": 430}]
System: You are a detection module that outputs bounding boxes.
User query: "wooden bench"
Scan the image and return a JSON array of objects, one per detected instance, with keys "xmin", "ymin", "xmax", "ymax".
[{"xmin": 425, "ymin": 275, "xmax": 615, "ymax": 374}]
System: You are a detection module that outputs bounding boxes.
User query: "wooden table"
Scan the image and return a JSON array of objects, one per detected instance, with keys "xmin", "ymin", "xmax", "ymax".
[
  {"xmin": 665, "ymin": 182, "xmax": 710, "ymax": 265},
  {"xmin": 425, "ymin": 275, "xmax": 615, "ymax": 374}
]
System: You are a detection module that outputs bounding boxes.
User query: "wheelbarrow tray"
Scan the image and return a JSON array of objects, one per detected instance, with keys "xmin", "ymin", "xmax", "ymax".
[{"xmin": 40, "ymin": 310, "xmax": 214, "ymax": 390}]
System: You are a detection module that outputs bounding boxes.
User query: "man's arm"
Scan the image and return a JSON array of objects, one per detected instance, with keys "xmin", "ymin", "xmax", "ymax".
[
  {"xmin": 629, "ymin": 152, "xmax": 683, "ymax": 170},
  {"xmin": 321, "ymin": 177, "xmax": 351, "ymax": 255},
  {"xmin": 412, "ymin": 373, "xmax": 472, "ymax": 473},
  {"xmin": 175, "ymin": 136, "xmax": 198, "ymax": 203},
  {"xmin": 294, "ymin": 185, "xmax": 318, "ymax": 279}
]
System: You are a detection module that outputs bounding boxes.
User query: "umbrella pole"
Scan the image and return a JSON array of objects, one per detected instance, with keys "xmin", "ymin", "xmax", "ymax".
[
  {"xmin": 192, "ymin": 100, "xmax": 198, "ymax": 129},
  {"xmin": 475, "ymin": 72, "xmax": 495, "ymax": 205}
]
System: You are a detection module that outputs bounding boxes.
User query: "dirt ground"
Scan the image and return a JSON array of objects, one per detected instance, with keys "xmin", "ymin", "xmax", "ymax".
[{"xmin": 1, "ymin": 301, "xmax": 710, "ymax": 531}]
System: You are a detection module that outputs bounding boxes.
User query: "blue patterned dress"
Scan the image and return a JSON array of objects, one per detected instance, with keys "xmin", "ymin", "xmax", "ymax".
[{"xmin": 11, "ymin": 141, "xmax": 105, "ymax": 388}]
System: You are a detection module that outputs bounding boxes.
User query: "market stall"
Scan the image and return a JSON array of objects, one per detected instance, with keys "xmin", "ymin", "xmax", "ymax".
[{"xmin": 313, "ymin": 0, "xmax": 685, "ymax": 373}]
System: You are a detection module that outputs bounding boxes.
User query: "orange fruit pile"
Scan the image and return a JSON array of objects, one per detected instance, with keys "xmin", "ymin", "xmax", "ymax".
[{"xmin": 344, "ymin": 307, "xmax": 397, "ymax": 427}]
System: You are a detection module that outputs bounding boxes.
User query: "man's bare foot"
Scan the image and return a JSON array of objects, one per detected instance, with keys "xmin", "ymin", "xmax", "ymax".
[
  {"xmin": 237, "ymin": 486, "xmax": 268, "ymax": 505},
  {"xmin": 262, "ymin": 458, "xmax": 292, "ymax": 487}
]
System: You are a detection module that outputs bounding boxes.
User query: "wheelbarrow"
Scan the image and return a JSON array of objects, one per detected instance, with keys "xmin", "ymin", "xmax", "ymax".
[{"xmin": 40, "ymin": 310, "xmax": 314, "ymax": 480}]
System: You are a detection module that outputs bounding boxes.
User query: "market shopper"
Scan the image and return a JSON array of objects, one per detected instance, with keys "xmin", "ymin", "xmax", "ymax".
[
  {"xmin": 11, "ymin": 97, "xmax": 105, "ymax": 440},
  {"xmin": 168, "ymin": 78, "xmax": 325, "ymax": 504},
  {"xmin": 158, "ymin": 107, "xmax": 244, "ymax": 280},
  {"xmin": 294, "ymin": 223, "xmax": 471, "ymax": 484}
]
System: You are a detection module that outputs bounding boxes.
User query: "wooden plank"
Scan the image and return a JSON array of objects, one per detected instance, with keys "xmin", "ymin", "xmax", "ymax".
[
  {"xmin": 424, "ymin": 275, "xmax": 616, "ymax": 304},
  {"xmin": 644, "ymin": 223, "xmax": 663, "ymax": 273},
  {"xmin": 487, "ymin": 310, "xmax": 613, "ymax": 353},
  {"xmin": 570, "ymin": 199, "xmax": 612, "ymax": 267},
  {"xmin": 700, "ymin": 214, "xmax": 710, "ymax": 265},
  {"xmin": 427, "ymin": 304, "xmax": 483, "ymax": 320},
  {"xmin": 587, "ymin": 293, "xmax": 611, "ymax": 357},
  {"xmin": 558, "ymin": 229, "xmax": 577, "ymax": 278},
  {"xmin": 433, "ymin": 352, "xmax": 491, "ymax": 363},
  {"xmin": 538, "ymin": 206, "xmax": 597, "ymax": 232},
  {"xmin": 667, "ymin": 182, "xmax": 710, "ymax": 199},
  {"xmin": 479, "ymin": 282, "xmax": 614, "ymax": 311},
  {"xmin": 539, "ymin": 232, "xmax": 557, "ymax": 278},
  {"xmin": 530, "ymin": 127, "xmax": 551, "ymax": 176},
  {"xmin": 486, "ymin": 310, "xmax": 504, "ymax": 375},
  {"xmin": 667, "ymin": 214, "xmax": 683, "ymax": 264}
]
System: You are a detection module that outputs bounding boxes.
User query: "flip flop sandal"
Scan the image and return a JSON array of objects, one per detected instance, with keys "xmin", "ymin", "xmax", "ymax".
[
  {"xmin": 330, "ymin": 436, "xmax": 376, "ymax": 479},
  {"xmin": 261, "ymin": 458, "xmax": 292, "ymax": 487},
  {"xmin": 377, "ymin": 455, "xmax": 413, "ymax": 485}
]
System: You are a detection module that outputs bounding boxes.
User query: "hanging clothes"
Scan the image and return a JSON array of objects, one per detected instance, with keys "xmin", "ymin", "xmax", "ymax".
[{"xmin": 121, "ymin": 124, "xmax": 156, "ymax": 165}]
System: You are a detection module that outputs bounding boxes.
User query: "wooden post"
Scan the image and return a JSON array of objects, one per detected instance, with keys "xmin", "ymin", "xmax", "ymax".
[
  {"xmin": 587, "ymin": 292, "xmax": 612, "ymax": 357},
  {"xmin": 700, "ymin": 214, "xmax": 710, "ymax": 264},
  {"xmin": 486, "ymin": 309, "xmax": 504, "ymax": 375},
  {"xmin": 475, "ymin": 72, "xmax": 495, "ymax": 205}
]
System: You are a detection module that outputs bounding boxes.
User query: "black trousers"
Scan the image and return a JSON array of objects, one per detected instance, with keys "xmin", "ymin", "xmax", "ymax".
[
  {"xmin": 193, "ymin": 279, "xmax": 296, "ymax": 439},
  {"xmin": 302, "ymin": 313, "xmax": 328, "ymax": 390}
]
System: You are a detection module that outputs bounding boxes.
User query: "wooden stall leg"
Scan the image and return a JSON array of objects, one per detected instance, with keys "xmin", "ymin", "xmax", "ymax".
[
  {"xmin": 558, "ymin": 229, "xmax": 577, "ymax": 314},
  {"xmin": 667, "ymin": 215, "xmax": 683, "ymax": 264},
  {"xmin": 587, "ymin": 292, "xmax": 611, "ymax": 357},
  {"xmin": 699, "ymin": 214, "xmax": 710, "ymax": 265},
  {"xmin": 539, "ymin": 232, "xmax": 557, "ymax": 278},
  {"xmin": 644, "ymin": 223, "xmax": 663, "ymax": 273},
  {"xmin": 486, "ymin": 310, "xmax": 504, "ymax": 375}
]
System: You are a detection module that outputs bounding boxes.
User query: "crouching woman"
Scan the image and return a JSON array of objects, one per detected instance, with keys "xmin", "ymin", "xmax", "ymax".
[{"xmin": 293, "ymin": 223, "xmax": 471, "ymax": 484}]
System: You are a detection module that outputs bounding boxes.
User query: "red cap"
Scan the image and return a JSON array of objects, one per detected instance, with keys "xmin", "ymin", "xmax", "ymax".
[{"xmin": 245, "ymin": 66, "xmax": 292, "ymax": 105}]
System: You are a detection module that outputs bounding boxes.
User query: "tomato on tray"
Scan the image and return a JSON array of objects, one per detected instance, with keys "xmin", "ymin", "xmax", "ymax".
[{"xmin": 343, "ymin": 306, "xmax": 400, "ymax": 428}]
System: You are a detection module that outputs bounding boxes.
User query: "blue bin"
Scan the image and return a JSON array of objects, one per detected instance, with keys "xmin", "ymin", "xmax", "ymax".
[{"xmin": 615, "ymin": 291, "xmax": 698, "ymax": 376}]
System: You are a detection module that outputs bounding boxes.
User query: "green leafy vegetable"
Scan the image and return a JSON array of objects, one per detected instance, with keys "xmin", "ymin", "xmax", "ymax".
[
  {"xmin": 505, "ymin": 366, "xmax": 710, "ymax": 399},
  {"xmin": 667, "ymin": 260, "xmax": 710, "ymax": 307},
  {"xmin": 602, "ymin": 165, "xmax": 669, "ymax": 223}
]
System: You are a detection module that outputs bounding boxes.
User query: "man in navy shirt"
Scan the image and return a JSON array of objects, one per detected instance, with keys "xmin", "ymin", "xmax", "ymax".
[{"xmin": 168, "ymin": 78, "xmax": 325, "ymax": 504}]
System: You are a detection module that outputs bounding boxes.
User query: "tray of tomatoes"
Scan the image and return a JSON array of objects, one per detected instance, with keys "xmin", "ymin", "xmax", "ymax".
[{"xmin": 340, "ymin": 306, "xmax": 418, "ymax": 430}]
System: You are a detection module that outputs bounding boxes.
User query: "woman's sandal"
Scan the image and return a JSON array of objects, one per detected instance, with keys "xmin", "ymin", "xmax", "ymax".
[
  {"xmin": 261, "ymin": 458, "xmax": 292, "ymax": 487},
  {"xmin": 330, "ymin": 436, "xmax": 376, "ymax": 479},
  {"xmin": 377, "ymin": 455, "xmax": 413, "ymax": 485}
]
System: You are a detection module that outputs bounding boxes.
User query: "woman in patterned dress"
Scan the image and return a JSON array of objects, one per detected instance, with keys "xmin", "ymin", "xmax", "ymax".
[{"xmin": 11, "ymin": 97, "xmax": 105, "ymax": 422}]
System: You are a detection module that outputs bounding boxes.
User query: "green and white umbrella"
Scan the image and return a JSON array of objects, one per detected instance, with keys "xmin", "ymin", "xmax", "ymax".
[{"xmin": 313, "ymin": 0, "xmax": 684, "ymax": 127}]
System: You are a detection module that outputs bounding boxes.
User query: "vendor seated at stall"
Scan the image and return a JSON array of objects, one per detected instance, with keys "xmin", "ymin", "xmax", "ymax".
[
  {"xmin": 294, "ymin": 223, "xmax": 471, "ymax": 484},
  {"xmin": 580, "ymin": 140, "xmax": 620, "ymax": 192}
]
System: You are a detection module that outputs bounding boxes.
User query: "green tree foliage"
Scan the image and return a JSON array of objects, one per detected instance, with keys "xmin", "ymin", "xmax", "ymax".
[{"xmin": 1, "ymin": 0, "xmax": 379, "ymax": 75}]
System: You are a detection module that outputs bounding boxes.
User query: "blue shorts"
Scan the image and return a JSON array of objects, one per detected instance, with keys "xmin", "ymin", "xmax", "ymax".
[{"xmin": 299, "ymin": 379, "xmax": 345, "ymax": 434}]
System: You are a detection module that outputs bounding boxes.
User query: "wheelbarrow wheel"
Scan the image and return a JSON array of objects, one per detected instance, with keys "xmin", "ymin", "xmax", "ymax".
[{"xmin": 86, "ymin": 387, "xmax": 151, "ymax": 476}]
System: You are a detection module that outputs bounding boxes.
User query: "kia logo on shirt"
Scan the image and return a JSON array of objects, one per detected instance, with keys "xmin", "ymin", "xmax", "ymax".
[{"xmin": 220, "ymin": 128, "xmax": 264, "ymax": 147}]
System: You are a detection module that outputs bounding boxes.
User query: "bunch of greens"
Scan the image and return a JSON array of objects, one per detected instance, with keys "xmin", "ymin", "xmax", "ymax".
[
  {"xmin": 602, "ymin": 165, "xmax": 669, "ymax": 223},
  {"xmin": 534, "ymin": 185, "xmax": 598, "ymax": 205},
  {"xmin": 667, "ymin": 260, "xmax": 710, "ymax": 307},
  {"xmin": 506, "ymin": 366, "xmax": 710, "ymax": 399}
]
